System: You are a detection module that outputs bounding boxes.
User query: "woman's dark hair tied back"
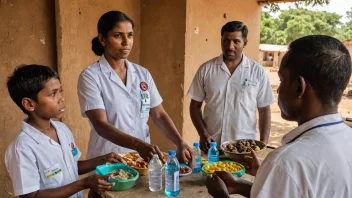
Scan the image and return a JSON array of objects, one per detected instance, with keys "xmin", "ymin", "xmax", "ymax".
[{"xmin": 92, "ymin": 36, "xmax": 104, "ymax": 56}]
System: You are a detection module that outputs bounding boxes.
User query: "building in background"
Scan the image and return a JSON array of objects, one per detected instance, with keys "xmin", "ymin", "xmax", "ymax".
[
  {"xmin": 259, "ymin": 44, "xmax": 287, "ymax": 68},
  {"xmin": 342, "ymin": 39, "xmax": 352, "ymax": 58}
]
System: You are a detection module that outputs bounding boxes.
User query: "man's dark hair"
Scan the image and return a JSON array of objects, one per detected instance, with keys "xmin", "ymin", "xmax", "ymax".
[
  {"xmin": 285, "ymin": 35, "xmax": 351, "ymax": 106},
  {"xmin": 7, "ymin": 64, "xmax": 60, "ymax": 114},
  {"xmin": 221, "ymin": 21, "xmax": 248, "ymax": 38}
]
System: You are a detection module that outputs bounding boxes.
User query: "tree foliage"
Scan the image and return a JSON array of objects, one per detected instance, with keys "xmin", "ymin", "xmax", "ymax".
[
  {"xmin": 264, "ymin": 0, "xmax": 329, "ymax": 13},
  {"xmin": 260, "ymin": 8, "xmax": 351, "ymax": 44},
  {"xmin": 338, "ymin": 7, "xmax": 352, "ymax": 40}
]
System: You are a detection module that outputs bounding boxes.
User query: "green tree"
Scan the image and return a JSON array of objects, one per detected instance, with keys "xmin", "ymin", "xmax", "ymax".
[
  {"xmin": 265, "ymin": 0, "xmax": 330, "ymax": 13},
  {"xmin": 338, "ymin": 7, "xmax": 352, "ymax": 40},
  {"xmin": 260, "ymin": 12, "xmax": 278, "ymax": 43},
  {"xmin": 260, "ymin": 9, "xmax": 343, "ymax": 44}
]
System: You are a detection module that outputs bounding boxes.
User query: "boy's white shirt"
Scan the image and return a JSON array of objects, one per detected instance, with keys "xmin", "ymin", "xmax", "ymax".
[{"xmin": 5, "ymin": 119, "xmax": 83, "ymax": 198}]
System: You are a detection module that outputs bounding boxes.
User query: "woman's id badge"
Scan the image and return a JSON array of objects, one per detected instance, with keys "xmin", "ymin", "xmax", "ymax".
[
  {"xmin": 140, "ymin": 81, "xmax": 150, "ymax": 118},
  {"xmin": 140, "ymin": 91, "xmax": 150, "ymax": 117}
]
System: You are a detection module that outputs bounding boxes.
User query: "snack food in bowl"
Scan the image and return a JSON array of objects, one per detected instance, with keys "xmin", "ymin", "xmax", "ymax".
[
  {"xmin": 201, "ymin": 157, "xmax": 208, "ymax": 166},
  {"xmin": 202, "ymin": 161, "xmax": 245, "ymax": 178},
  {"xmin": 110, "ymin": 169, "xmax": 134, "ymax": 180},
  {"xmin": 224, "ymin": 139, "xmax": 261, "ymax": 153},
  {"xmin": 120, "ymin": 153, "xmax": 149, "ymax": 175},
  {"xmin": 220, "ymin": 140, "xmax": 266, "ymax": 162},
  {"xmin": 96, "ymin": 163, "xmax": 139, "ymax": 191}
]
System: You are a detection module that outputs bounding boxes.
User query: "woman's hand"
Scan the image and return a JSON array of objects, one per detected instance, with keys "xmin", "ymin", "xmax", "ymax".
[
  {"xmin": 136, "ymin": 141, "xmax": 164, "ymax": 163},
  {"xmin": 176, "ymin": 142, "xmax": 194, "ymax": 167}
]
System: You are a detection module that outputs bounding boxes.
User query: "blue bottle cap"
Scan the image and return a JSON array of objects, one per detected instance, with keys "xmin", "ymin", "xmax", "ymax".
[
  {"xmin": 168, "ymin": 150, "xmax": 176, "ymax": 156},
  {"xmin": 210, "ymin": 142, "xmax": 217, "ymax": 147},
  {"xmin": 193, "ymin": 142, "xmax": 199, "ymax": 147}
]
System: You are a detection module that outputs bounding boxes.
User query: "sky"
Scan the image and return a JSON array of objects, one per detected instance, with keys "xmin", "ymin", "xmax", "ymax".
[{"xmin": 266, "ymin": 0, "xmax": 352, "ymax": 23}]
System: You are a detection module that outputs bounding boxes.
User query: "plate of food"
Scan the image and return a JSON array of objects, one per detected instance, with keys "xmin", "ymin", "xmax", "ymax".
[
  {"xmin": 179, "ymin": 163, "xmax": 192, "ymax": 176},
  {"xmin": 220, "ymin": 139, "xmax": 266, "ymax": 162},
  {"xmin": 119, "ymin": 152, "xmax": 149, "ymax": 175},
  {"xmin": 119, "ymin": 152, "xmax": 166, "ymax": 175}
]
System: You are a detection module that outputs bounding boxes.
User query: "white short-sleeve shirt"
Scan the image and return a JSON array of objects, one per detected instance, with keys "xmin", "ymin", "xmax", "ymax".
[
  {"xmin": 187, "ymin": 54, "xmax": 275, "ymax": 144},
  {"xmin": 5, "ymin": 120, "xmax": 83, "ymax": 198},
  {"xmin": 77, "ymin": 55, "xmax": 163, "ymax": 159},
  {"xmin": 251, "ymin": 113, "xmax": 352, "ymax": 198}
]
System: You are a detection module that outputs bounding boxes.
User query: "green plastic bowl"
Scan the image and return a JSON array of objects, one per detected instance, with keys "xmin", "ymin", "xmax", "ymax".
[
  {"xmin": 201, "ymin": 160, "xmax": 246, "ymax": 178},
  {"xmin": 96, "ymin": 163, "xmax": 139, "ymax": 191}
]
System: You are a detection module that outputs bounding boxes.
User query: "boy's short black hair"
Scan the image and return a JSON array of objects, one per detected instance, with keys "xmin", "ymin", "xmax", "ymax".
[
  {"xmin": 221, "ymin": 21, "xmax": 248, "ymax": 38},
  {"xmin": 7, "ymin": 65, "xmax": 60, "ymax": 114},
  {"xmin": 285, "ymin": 35, "xmax": 352, "ymax": 106}
]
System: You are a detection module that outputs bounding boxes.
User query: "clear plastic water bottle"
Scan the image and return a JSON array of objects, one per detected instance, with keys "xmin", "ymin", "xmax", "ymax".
[
  {"xmin": 208, "ymin": 142, "xmax": 219, "ymax": 163},
  {"xmin": 193, "ymin": 142, "xmax": 202, "ymax": 173},
  {"xmin": 148, "ymin": 154, "xmax": 163, "ymax": 192},
  {"xmin": 165, "ymin": 150, "xmax": 180, "ymax": 197}
]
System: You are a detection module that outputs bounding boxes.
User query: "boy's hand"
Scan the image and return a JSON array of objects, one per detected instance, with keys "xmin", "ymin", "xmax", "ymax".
[
  {"xmin": 85, "ymin": 174, "xmax": 114, "ymax": 193},
  {"xmin": 105, "ymin": 152, "xmax": 126, "ymax": 164}
]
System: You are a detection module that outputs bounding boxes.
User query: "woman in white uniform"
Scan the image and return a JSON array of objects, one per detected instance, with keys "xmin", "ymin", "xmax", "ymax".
[{"xmin": 77, "ymin": 11, "xmax": 193, "ymax": 165}]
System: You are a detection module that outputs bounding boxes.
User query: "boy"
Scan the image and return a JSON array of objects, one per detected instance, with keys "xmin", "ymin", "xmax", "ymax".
[{"xmin": 5, "ymin": 65, "xmax": 124, "ymax": 198}]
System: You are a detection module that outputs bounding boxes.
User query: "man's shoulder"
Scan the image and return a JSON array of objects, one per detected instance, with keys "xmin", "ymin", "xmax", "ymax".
[
  {"xmin": 201, "ymin": 56, "xmax": 221, "ymax": 67},
  {"xmin": 264, "ymin": 141, "xmax": 322, "ymax": 175},
  {"xmin": 196, "ymin": 56, "xmax": 221, "ymax": 74},
  {"xmin": 264, "ymin": 144, "xmax": 302, "ymax": 166}
]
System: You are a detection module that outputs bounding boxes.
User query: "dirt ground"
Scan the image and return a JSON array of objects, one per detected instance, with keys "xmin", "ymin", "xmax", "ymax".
[{"xmin": 263, "ymin": 67, "xmax": 352, "ymax": 148}]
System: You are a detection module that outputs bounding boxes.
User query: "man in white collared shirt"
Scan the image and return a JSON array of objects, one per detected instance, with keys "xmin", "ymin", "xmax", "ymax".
[
  {"xmin": 205, "ymin": 35, "xmax": 352, "ymax": 198},
  {"xmin": 187, "ymin": 21, "xmax": 274, "ymax": 152}
]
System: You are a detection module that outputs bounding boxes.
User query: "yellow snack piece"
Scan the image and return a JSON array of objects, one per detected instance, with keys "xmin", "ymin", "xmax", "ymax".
[{"xmin": 203, "ymin": 161, "xmax": 243, "ymax": 174}]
